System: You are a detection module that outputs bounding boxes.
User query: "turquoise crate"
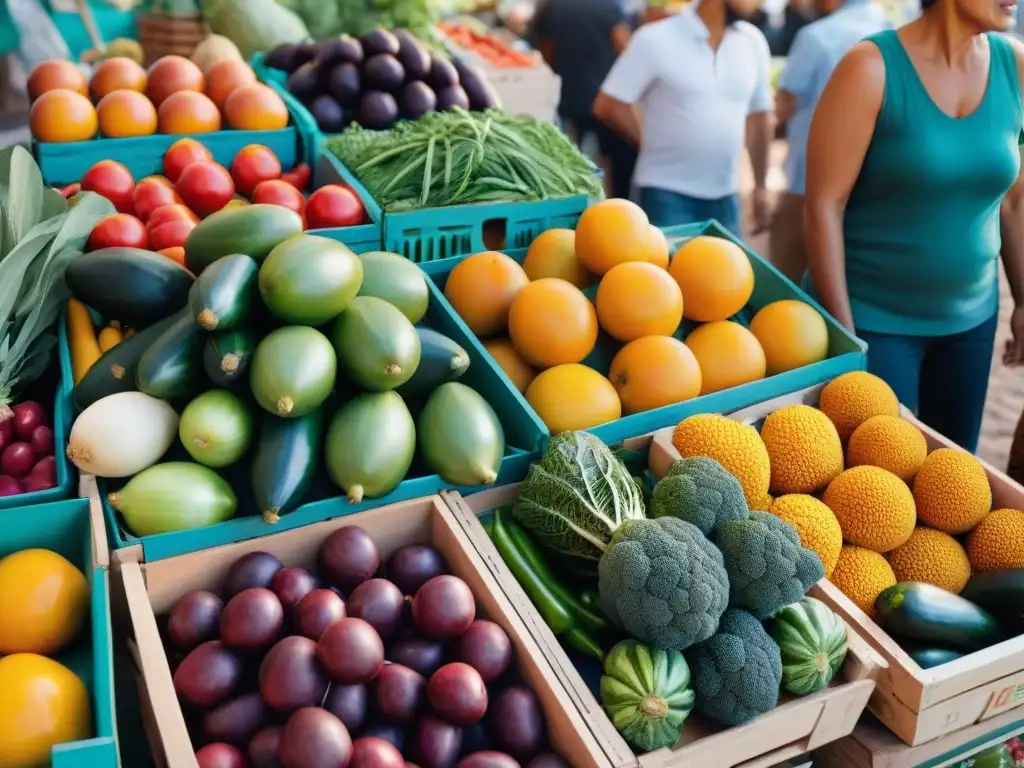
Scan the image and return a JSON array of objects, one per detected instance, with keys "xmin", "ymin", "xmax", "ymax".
[
  {"xmin": 93, "ymin": 276, "xmax": 539, "ymax": 562},
  {"xmin": 421, "ymin": 220, "xmax": 868, "ymax": 449},
  {"xmin": 0, "ymin": 498, "xmax": 118, "ymax": 768}
]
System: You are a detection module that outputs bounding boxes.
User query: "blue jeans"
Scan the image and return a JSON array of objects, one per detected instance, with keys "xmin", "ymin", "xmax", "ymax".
[
  {"xmin": 639, "ymin": 187, "xmax": 742, "ymax": 237},
  {"xmin": 856, "ymin": 313, "xmax": 998, "ymax": 453}
]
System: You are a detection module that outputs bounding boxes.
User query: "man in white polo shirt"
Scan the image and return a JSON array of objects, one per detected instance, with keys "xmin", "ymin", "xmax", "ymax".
[{"xmin": 593, "ymin": 0, "xmax": 774, "ymax": 237}]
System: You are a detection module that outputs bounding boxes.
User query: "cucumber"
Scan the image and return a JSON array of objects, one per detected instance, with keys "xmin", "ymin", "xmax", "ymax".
[
  {"xmin": 396, "ymin": 327, "xmax": 470, "ymax": 399},
  {"xmin": 250, "ymin": 326, "xmax": 336, "ymax": 418},
  {"xmin": 961, "ymin": 570, "xmax": 1024, "ymax": 636},
  {"xmin": 331, "ymin": 296, "xmax": 421, "ymax": 391},
  {"xmin": 73, "ymin": 312, "xmax": 179, "ymax": 412},
  {"xmin": 65, "ymin": 247, "xmax": 194, "ymax": 327},
  {"xmin": 204, "ymin": 329, "xmax": 257, "ymax": 387},
  {"xmin": 136, "ymin": 310, "xmax": 205, "ymax": 399},
  {"xmin": 259, "ymin": 234, "xmax": 363, "ymax": 325},
  {"xmin": 357, "ymin": 251, "xmax": 429, "ymax": 323},
  {"xmin": 907, "ymin": 648, "xmax": 964, "ymax": 669},
  {"xmin": 252, "ymin": 409, "xmax": 324, "ymax": 524},
  {"xmin": 418, "ymin": 382, "xmax": 504, "ymax": 486},
  {"xmin": 188, "ymin": 253, "xmax": 259, "ymax": 332},
  {"xmin": 185, "ymin": 204, "xmax": 304, "ymax": 274},
  {"xmin": 875, "ymin": 582, "xmax": 1003, "ymax": 652}
]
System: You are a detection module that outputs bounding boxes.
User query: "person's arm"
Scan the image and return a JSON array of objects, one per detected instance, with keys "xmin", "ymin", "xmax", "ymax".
[
  {"xmin": 804, "ymin": 41, "xmax": 885, "ymax": 332},
  {"xmin": 611, "ymin": 22, "xmax": 632, "ymax": 53},
  {"xmin": 593, "ymin": 29, "xmax": 654, "ymax": 147},
  {"xmin": 775, "ymin": 27, "xmax": 820, "ymax": 129},
  {"xmin": 1001, "ymin": 37, "xmax": 1024, "ymax": 365},
  {"xmin": 746, "ymin": 28, "xmax": 774, "ymax": 231}
]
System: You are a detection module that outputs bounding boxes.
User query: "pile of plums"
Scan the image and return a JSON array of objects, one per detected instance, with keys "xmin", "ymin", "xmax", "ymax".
[{"xmin": 164, "ymin": 525, "xmax": 569, "ymax": 768}]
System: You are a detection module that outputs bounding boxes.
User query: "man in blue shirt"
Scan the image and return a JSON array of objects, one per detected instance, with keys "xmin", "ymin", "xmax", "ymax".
[{"xmin": 769, "ymin": 0, "xmax": 890, "ymax": 281}]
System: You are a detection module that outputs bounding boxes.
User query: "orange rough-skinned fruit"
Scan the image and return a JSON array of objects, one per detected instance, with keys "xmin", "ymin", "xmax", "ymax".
[
  {"xmin": 29, "ymin": 89, "xmax": 97, "ymax": 142},
  {"xmin": 158, "ymin": 91, "xmax": 222, "ymax": 134},
  {"xmin": 669, "ymin": 235, "xmax": 755, "ymax": 322},
  {"xmin": 574, "ymin": 198, "xmax": 651, "ymax": 275},
  {"xmin": 483, "ymin": 338, "xmax": 536, "ymax": 394},
  {"xmin": 645, "ymin": 225, "xmax": 671, "ymax": 269},
  {"xmin": 522, "ymin": 228, "xmax": 595, "ymax": 288},
  {"xmin": 595, "ymin": 261, "xmax": 683, "ymax": 342},
  {"xmin": 90, "ymin": 57, "xmax": 147, "ymax": 100},
  {"xmin": 27, "ymin": 60, "xmax": 87, "ymax": 101},
  {"xmin": 609, "ymin": 335, "xmax": 702, "ymax": 414},
  {"xmin": 444, "ymin": 251, "xmax": 529, "ymax": 337},
  {"xmin": 526, "ymin": 363, "xmax": 622, "ymax": 433},
  {"xmin": 97, "ymin": 89, "xmax": 158, "ymax": 137},
  {"xmin": 224, "ymin": 83, "xmax": 289, "ymax": 130},
  {"xmin": 0, "ymin": 548, "xmax": 88, "ymax": 656},
  {"xmin": 508, "ymin": 278, "xmax": 598, "ymax": 368},
  {"xmin": 685, "ymin": 320, "xmax": 766, "ymax": 394},
  {"xmin": 205, "ymin": 59, "xmax": 257, "ymax": 110},
  {"xmin": 146, "ymin": 55, "xmax": 205, "ymax": 107}
]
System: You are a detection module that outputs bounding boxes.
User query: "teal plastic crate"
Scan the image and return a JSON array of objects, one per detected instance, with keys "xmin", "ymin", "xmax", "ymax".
[
  {"xmin": 92, "ymin": 276, "xmax": 539, "ymax": 562},
  {"xmin": 0, "ymin": 497, "xmax": 118, "ymax": 768},
  {"xmin": 421, "ymin": 220, "xmax": 868, "ymax": 449}
]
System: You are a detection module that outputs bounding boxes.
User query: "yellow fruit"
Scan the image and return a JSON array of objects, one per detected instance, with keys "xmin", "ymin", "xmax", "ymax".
[
  {"xmin": 967, "ymin": 508, "xmax": 1024, "ymax": 572},
  {"xmin": 574, "ymin": 198, "xmax": 651, "ymax": 275},
  {"xmin": 522, "ymin": 228, "xmax": 595, "ymax": 288},
  {"xmin": 525, "ymin": 363, "xmax": 621, "ymax": 433},
  {"xmin": 508, "ymin": 278, "xmax": 598, "ymax": 368},
  {"xmin": 608, "ymin": 335, "xmax": 701, "ymax": 414},
  {"xmin": 751, "ymin": 492, "xmax": 774, "ymax": 512},
  {"xmin": 668, "ymin": 235, "xmax": 754, "ymax": 322},
  {"xmin": 646, "ymin": 225, "xmax": 670, "ymax": 269},
  {"xmin": 0, "ymin": 549, "xmax": 88, "ymax": 655},
  {"xmin": 830, "ymin": 545, "xmax": 896, "ymax": 617},
  {"xmin": 824, "ymin": 466, "xmax": 916, "ymax": 552},
  {"xmin": 483, "ymin": 338, "xmax": 536, "ymax": 394},
  {"xmin": 444, "ymin": 251, "xmax": 529, "ymax": 337},
  {"xmin": 847, "ymin": 415, "xmax": 928, "ymax": 482},
  {"xmin": 684, "ymin": 321, "xmax": 766, "ymax": 394},
  {"xmin": 913, "ymin": 448, "xmax": 991, "ymax": 534},
  {"xmin": 595, "ymin": 261, "xmax": 683, "ymax": 342},
  {"xmin": 770, "ymin": 494, "xmax": 843, "ymax": 577},
  {"xmin": 671, "ymin": 414, "xmax": 770, "ymax": 507},
  {"xmin": 888, "ymin": 527, "xmax": 971, "ymax": 594},
  {"xmin": 748, "ymin": 300, "xmax": 828, "ymax": 374},
  {"xmin": 760, "ymin": 405, "xmax": 844, "ymax": 494},
  {"xmin": 0, "ymin": 654, "xmax": 91, "ymax": 768},
  {"xmin": 818, "ymin": 372, "xmax": 900, "ymax": 442}
]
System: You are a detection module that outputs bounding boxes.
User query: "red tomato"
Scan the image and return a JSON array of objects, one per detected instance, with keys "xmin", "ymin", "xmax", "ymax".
[
  {"xmin": 279, "ymin": 162, "xmax": 312, "ymax": 193},
  {"xmin": 163, "ymin": 137, "xmax": 213, "ymax": 183},
  {"xmin": 87, "ymin": 214, "xmax": 148, "ymax": 251},
  {"xmin": 140, "ymin": 174, "xmax": 174, "ymax": 188},
  {"xmin": 133, "ymin": 179, "xmax": 182, "ymax": 222},
  {"xmin": 305, "ymin": 185, "xmax": 364, "ymax": 229},
  {"xmin": 230, "ymin": 144, "xmax": 282, "ymax": 198},
  {"xmin": 80, "ymin": 160, "xmax": 135, "ymax": 214},
  {"xmin": 251, "ymin": 179, "xmax": 305, "ymax": 216},
  {"xmin": 176, "ymin": 161, "xmax": 235, "ymax": 218},
  {"xmin": 149, "ymin": 218, "xmax": 196, "ymax": 251},
  {"xmin": 147, "ymin": 204, "xmax": 199, "ymax": 231}
]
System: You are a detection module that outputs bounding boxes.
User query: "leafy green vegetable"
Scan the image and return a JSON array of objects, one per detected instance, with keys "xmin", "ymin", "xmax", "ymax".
[
  {"xmin": 277, "ymin": 0, "xmax": 444, "ymax": 44},
  {"xmin": 651, "ymin": 457, "xmax": 749, "ymax": 536}
]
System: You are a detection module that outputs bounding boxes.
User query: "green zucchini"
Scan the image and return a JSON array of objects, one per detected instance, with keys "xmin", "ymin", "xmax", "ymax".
[
  {"xmin": 875, "ymin": 582, "xmax": 1003, "ymax": 652},
  {"xmin": 185, "ymin": 204, "xmax": 304, "ymax": 274},
  {"xmin": 73, "ymin": 312, "xmax": 179, "ymax": 412},
  {"xmin": 188, "ymin": 253, "xmax": 258, "ymax": 332},
  {"xmin": 252, "ymin": 409, "xmax": 323, "ymax": 524},
  {"xmin": 961, "ymin": 570, "xmax": 1024, "ymax": 636},
  {"xmin": 204, "ymin": 329, "xmax": 257, "ymax": 387},
  {"xmin": 395, "ymin": 327, "xmax": 470, "ymax": 399},
  {"xmin": 136, "ymin": 310, "xmax": 205, "ymax": 399},
  {"xmin": 65, "ymin": 247, "xmax": 194, "ymax": 327},
  {"xmin": 907, "ymin": 648, "xmax": 964, "ymax": 669}
]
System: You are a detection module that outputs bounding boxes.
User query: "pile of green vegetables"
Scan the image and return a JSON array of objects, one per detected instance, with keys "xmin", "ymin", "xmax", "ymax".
[
  {"xmin": 488, "ymin": 433, "xmax": 851, "ymax": 752},
  {"xmin": 327, "ymin": 108, "xmax": 603, "ymax": 211},
  {"xmin": 276, "ymin": 0, "xmax": 448, "ymax": 46}
]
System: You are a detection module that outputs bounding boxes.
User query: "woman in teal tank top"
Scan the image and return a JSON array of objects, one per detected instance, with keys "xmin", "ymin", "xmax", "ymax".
[{"xmin": 803, "ymin": 0, "xmax": 1024, "ymax": 452}]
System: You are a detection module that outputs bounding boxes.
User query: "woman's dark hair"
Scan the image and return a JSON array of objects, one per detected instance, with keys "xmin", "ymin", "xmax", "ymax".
[{"xmin": 921, "ymin": 0, "xmax": 938, "ymax": 11}]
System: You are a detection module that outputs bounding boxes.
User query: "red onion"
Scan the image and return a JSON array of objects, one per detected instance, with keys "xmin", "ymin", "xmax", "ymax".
[
  {"xmin": 0, "ymin": 475, "xmax": 22, "ymax": 496},
  {"xmin": 1, "ymin": 442, "xmax": 36, "ymax": 478},
  {"xmin": 12, "ymin": 401, "xmax": 45, "ymax": 440},
  {"xmin": 30, "ymin": 456, "xmax": 57, "ymax": 484},
  {"xmin": 22, "ymin": 473, "xmax": 56, "ymax": 492},
  {"xmin": 30, "ymin": 425, "xmax": 53, "ymax": 456}
]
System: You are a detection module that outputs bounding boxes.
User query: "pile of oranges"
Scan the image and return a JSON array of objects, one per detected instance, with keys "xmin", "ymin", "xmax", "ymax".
[
  {"xmin": 29, "ymin": 55, "xmax": 290, "ymax": 143},
  {"xmin": 443, "ymin": 198, "xmax": 832, "ymax": 433}
]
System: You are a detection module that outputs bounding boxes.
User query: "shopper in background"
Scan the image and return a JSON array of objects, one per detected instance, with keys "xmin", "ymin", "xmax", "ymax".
[
  {"xmin": 769, "ymin": 0, "xmax": 890, "ymax": 282},
  {"xmin": 593, "ymin": 0, "xmax": 774, "ymax": 237},
  {"xmin": 803, "ymin": 0, "xmax": 1024, "ymax": 452},
  {"xmin": 531, "ymin": 0, "xmax": 638, "ymax": 199}
]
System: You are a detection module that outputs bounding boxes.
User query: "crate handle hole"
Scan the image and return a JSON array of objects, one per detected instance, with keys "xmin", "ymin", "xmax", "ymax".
[{"xmin": 482, "ymin": 219, "xmax": 508, "ymax": 251}]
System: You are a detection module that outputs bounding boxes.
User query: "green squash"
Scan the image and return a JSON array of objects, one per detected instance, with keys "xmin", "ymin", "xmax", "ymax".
[
  {"xmin": 600, "ymin": 639, "xmax": 694, "ymax": 752},
  {"xmin": 331, "ymin": 296, "xmax": 421, "ymax": 391},
  {"xmin": 259, "ymin": 234, "xmax": 363, "ymax": 325},
  {"xmin": 357, "ymin": 251, "xmax": 429, "ymax": 323},
  {"xmin": 250, "ymin": 326, "xmax": 337, "ymax": 418},
  {"xmin": 418, "ymin": 382, "xmax": 503, "ymax": 486},
  {"xmin": 109, "ymin": 462, "xmax": 237, "ymax": 537},
  {"xmin": 766, "ymin": 596, "xmax": 848, "ymax": 695}
]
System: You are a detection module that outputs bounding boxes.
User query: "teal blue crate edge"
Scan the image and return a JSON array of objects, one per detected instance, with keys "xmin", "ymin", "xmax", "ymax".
[{"xmin": 89, "ymin": 566, "xmax": 117, "ymax": 745}]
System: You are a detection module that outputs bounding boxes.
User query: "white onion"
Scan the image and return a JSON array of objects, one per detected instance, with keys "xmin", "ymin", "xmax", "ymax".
[{"xmin": 67, "ymin": 391, "xmax": 179, "ymax": 478}]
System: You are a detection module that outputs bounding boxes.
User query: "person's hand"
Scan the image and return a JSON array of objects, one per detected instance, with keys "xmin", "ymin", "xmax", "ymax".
[
  {"xmin": 750, "ymin": 188, "xmax": 773, "ymax": 235},
  {"xmin": 1004, "ymin": 305, "xmax": 1024, "ymax": 367}
]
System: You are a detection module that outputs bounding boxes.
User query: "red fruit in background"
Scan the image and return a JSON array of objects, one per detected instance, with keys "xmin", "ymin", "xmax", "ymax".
[
  {"xmin": 306, "ymin": 185, "xmax": 364, "ymax": 229},
  {"xmin": 59, "ymin": 183, "xmax": 80, "ymax": 198},
  {"xmin": 87, "ymin": 213, "xmax": 148, "ymax": 251},
  {"xmin": 147, "ymin": 203, "xmax": 199, "ymax": 231},
  {"xmin": 133, "ymin": 178, "xmax": 182, "ymax": 222},
  {"xmin": 163, "ymin": 137, "xmax": 213, "ymax": 183},
  {"xmin": 280, "ymin": 162, "xmax": 312, "ymax": 193},
  {"xmin": 142, "ymin": 174, "xmax": 174, "ymax": 188},
  {"xmin": 231, "ymin": 144, "xmax": 282, "ymax": 198},
  {"xmin": 251, "ymin": 179, "xmax": 305, "ymax": 216},
  {"xmin": 81, "ymin": 159, "xmax": 135, "ymax": 214},
  {"xmin": 150, "ymin": 219, "xmax": 196, "ymax": 251},
  {"xmin": 177, "ymin": 161, "xmax": 235, "ymax": 218}
]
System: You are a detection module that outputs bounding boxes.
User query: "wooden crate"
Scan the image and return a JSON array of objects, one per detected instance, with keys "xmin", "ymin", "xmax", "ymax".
[
  {"xmin": 444, "ymin": 484, "xmax": 883, "ymax": 768},
  {"xmin": 646, "ymin": 383, "xmax": 1024, "ymax": 748},
  {"xmin": 118, "ymin": 493, "xmax": 609, "ymax": 768},
  {"xmin": 136, "ymin": 13, "xmax": 206, "ymax": 66}
]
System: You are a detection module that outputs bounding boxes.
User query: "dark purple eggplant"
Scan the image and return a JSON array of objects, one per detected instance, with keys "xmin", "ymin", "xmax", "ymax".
[
  {"xmin": 400, "ymin": 81, "xmax": 437, "ymax": 119},
  {"xmin": 363, "ymin": 54, "xmax": 405, "ymax": 92},
  {"xmin": 428, "ymin": 57, "xmax": 459, "ymax": 90},
  {"xmin": 286, "ymin": 62, "xmax": 322, "ymax": 102},
  {"xmin": 436, "ymin": 85, "xmax": 470, "ymax": 111},
  {"xmin": 328, "ymin": 62, "xmax": 361, "ymax": 106},
  {"xmin": 358, "ymin": 91, "xmax": 399, "ymax": 130},
  {"xmin": 452, "ymin": 59, "xmax": 501, "ymax": 110},
  {"xmin": 395, "ymin": 30, "xmax": 431, "ymax": 81},
  {"xmin": 310, "ymin": 94, "xmax": 347, "ymax": 133},
  {"xmin": 316, "ymin": 37, "xmax": 354, "ymax": 69},
  {"xmin": 361, "ymin": 28, "xmax": 400, "ymax": 57},
  {"xmin": 293, "ymin": 43, "xmax": 319, "ymax": 69},
  {"xmin": 337, "ymin": 34, "xmax": 364, "ymax": 65},
  {"xmin": 265, "ymin": 43, "xmax": 300, "ymax": 72}
]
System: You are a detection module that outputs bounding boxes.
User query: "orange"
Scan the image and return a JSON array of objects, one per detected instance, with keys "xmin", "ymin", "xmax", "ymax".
[
  {"xmin": 0, "ymin": 654, "xmax": 91, "ymax": 768},
  {"xmin": 97, "ymin": 89, "xmax": 157, "ymax": 138},
  {"xmin": 645, "ymin": 225, "xmax": 670, "ymax": 269},
  {"xmin": 574, "ymin": 198, "xmax": 651, "ymax": 275},
  {"xmin": 29, "ymin": 89, "xmax": 98, "ymax": 143},
  {"xmin": 224, "ymin": 83, "xmax": 289, "ymax": 130},
  {"xmin": 595, "ymin": 261, "xmax": 683, "ymax": 342},
  {"xmin": 146, "ymin": 55, "xmax": 205, "ymax": 106},
  {"xmin": 685, "ymin": 321, "xmax": 766, "ymax": 394},
  {"xmin": 0, "ymin": 548, "xmax": 88, "ymax": 655},
  {"xmin": 444, "ymin": 251, "xmax": 529, "ymax": 337},
  {"xmin": 526, "ymin": 364, "xmax": 622, "ymax": 433},
  {"xmin": 609, "ymin": 336, "xmax": 702, "ymax": 414},
  {"xmin": 522, "ymin": 228, "xmax": 595, "ymax": 288},
  {"xmin": 205, "ymin": 59, "xmax": 257, "ymax": 110},
  {"xmin": 669, "ymin": 235, "xmax": 755, "ymax": 322},
  {"xmin": 749, "ymin": 300, "xmax": 829, "ymax": 375},
  {"xmin": 158, "ymin": 91, "xmax": 222, "ymax": 134},
  {"xmin": 158, "ymin": 246, "xmax": 188, "ymax": 268},
  {"xmin": 508, "ymin": 278, "xmax": 598, "ymax": 368},
  {"xmin": 27, "ymin": 60, "xmax": 87, "ymax": 101},
  {"xmin": 90, "ymin": 57, "xmax": 147, "ymax": 100},
  {"xmin": 483, "ymin": 338, "xmax": 536, "ymax": 394}
]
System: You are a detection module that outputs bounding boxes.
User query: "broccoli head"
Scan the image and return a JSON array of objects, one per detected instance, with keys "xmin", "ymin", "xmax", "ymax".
[
  {"xmin": 651, "ymin": 457, "xmax": 749, "ymax": 536},
  {"xmin": 598, "ymin": 516, "xmax": 730, "ymax": 651},
  {"xmin": 687, "ymin": 609, "xmax": 782, "ymax": 726},
  {"xmin": 713, "ymin": 511, "xmax": 825, "ymax": 620}
]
